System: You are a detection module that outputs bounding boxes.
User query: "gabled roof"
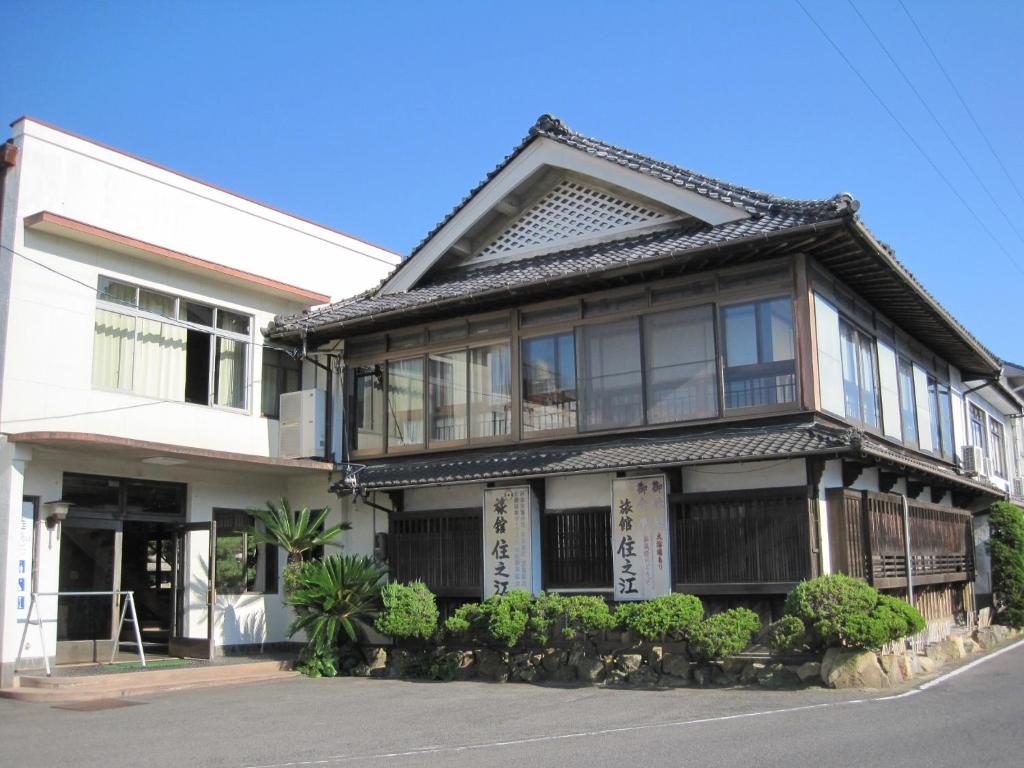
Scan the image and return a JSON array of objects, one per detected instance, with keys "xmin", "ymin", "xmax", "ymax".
[
  {"xmin": 267, "ymin": 204, "xmax": 846, "ymax": 337},
  {"xmin": 266, "ymin": 115, "xmax": 1000, "ymax": 378}
]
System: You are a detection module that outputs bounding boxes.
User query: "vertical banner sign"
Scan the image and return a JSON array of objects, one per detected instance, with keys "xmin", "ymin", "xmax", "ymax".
[
  {"xmin": 16, "ymin": 501, "xmax": 35, "ymax": 619},
  {"xmin": 483, "ymin": 486, "xmax": 539, "ymax": 597},
  {"xmin": 611, "ymin": 475, "xmax": 671, "ymax": 601}
]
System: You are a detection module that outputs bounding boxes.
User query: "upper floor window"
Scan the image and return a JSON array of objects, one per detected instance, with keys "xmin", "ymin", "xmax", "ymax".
[
  {"xmin": 927, "ymin": 377, "xmax": 955, "ymax": 460},
  {"xmin": 897, "ymin": 358, "xmax": 918, "ymax": 447},
  {"xmin": 428, "ymin": 343, "xmax": 512, "ymax": 443},
  {"xmin": 969, "ymin": 403, "xmax": 988, "ymax": 456},
  {"xmin": 260, "ymin": 349, "xmax": 302, "ymax": 419},
  {"xmin": 93, "ymin": 277, "xmax": 251, "ymax": 410},
  {"xmin": 351, "ymin": 365, "xmax": 384, "ymax": 453},
  {"xmin": 721, "ymin": 298, "xmax": 796, "ymax": 409},
  {"xmin": 991, "ymin": 419, "xmax": 1008, "ymax": 478},
  {"xmin": 522, "ymin": 332, "xmax": 577, "ymax": 433},
  {"xmin": 838, "ymin": 319, "xmax": 880, "ymax": 428}
]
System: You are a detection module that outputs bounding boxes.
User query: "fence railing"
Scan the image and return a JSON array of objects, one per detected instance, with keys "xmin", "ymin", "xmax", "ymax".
[{"xmin": 826, "ymin": 488, "xmax": 974, "ymax": 589}]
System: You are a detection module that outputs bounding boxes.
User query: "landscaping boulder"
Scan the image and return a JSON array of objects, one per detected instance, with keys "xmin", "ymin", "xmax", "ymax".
[
  {"xmin": 628, "ymin": 666, "xmax": 659, "ymax": 686},
  {"xmin": 693, "ymin": 666, "xmax": 714, "ymax": 687},
  {"xmin": 616, "ymin": 653, "xmax": 643, "ymax": 674},
  {"xmin": 740, "ymin": 661, "xmax": 765, "ymax": 684},
  {"xmin": 477, "ymin": 649, "xmax": 510, "ymax": 682},
  {"xmin": 646, "ymin": 645, "xmax": 664, "ymax": 673},
  {"xmin": 575, "ymin": 655, "xmax": 606, "ymax": 683},
  {"xmin": 660, "ymin": 652, "xmax": 691, "ymax": 680},
  {"xmin": 757, "ymin": 663, "xmax": 799, "ymax": 689},
  {"xmin": 824, "ymin": 650, "xmax": 890, "ymax": 689},
  {"xmin": 796, "ymin": 661, "xmax": 822, "ymax": 684}
]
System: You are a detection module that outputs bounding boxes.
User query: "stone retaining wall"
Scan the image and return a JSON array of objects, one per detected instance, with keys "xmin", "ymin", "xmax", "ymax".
[{"xmin": 346, "ymin": 625, "xmax": 1020, "ymax": 691}]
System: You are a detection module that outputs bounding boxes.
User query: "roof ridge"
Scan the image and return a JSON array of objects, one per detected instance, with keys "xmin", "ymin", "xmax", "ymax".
[
  {"xmin": 397, "ymin": 114, "xmax": 856, "ymax": 272},
  {"xmin": 529, "ymin": 113, "xmax": 858, "ymax": 217}
]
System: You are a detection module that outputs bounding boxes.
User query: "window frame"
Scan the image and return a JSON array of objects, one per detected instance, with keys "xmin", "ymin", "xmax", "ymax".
[
  {"xmin": 837, "ymin": 317, "xmax": 882, "ymax": 430},
  {"xmin": 719, "ymin": 295, "xmax": 798, "ymax": 413},
  {"xmin": 93, "ymin": 276, "xmax": 253, "ymax": 412},
  {"xmin": 990, "ymin": 418, "xmax": 1008, "ymax": 479},
  {"xmin": 896, "ymin": 356, "xmax": 919, "ymax": 448},
  {"xmin": 260, "ymin": 348, "xmax": 303, "ymax": 419},
  {"xmin": 212, "ymin": 508, "xmax": 279, "ymax": 596}
]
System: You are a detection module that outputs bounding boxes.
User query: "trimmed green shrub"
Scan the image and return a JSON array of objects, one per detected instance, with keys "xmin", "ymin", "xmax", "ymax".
[
  {"xmin": 614, "ymin": 593, "xmax": 704, "ymax": 641},
  {"xmin": 782, "ymin": 574, "xmax": 925, "ymax": 650},
  {"xmin": 562, "ymin": 595, "xmax": 616, "ymax": 640},
  {"xmin": 989, "ymin": 501, "xmax": 1024, "ymax": 628},
  {"xmin": 766, "ymin": 615, "xmax": 807, "ymax": 653},
  {"xmin": 444, "ymin": 590, "xmax": 556, "ymax": 648},
  {"xmin": 374, "ymin": 581, "xmax": 439, "ymax": 640},
  {"xmin": 687, "ymin": 607, "xmax": 762, "ymax": 661}
]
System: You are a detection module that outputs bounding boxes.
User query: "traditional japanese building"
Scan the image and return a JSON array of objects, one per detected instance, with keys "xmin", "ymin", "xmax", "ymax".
[{"xmin": 265, "ymin": 115, "xmax": 1022, "ymax": 628}]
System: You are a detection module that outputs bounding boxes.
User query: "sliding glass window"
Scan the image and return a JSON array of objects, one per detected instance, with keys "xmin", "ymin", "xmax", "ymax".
[
  {"xmin": 897, "ymin": 358, "xmax": 918, "ymax": 447},
  {"xmin": 429, "ymin": 350, "xmax": 468, "ymax": 443},
  {"xmin": 522, "ymin": 332, "xmax": 577, "ymax": 433},
  {"xmin": 721, "ymin": 298, "xmax": 796, "ymax": 409},
  {"xmin": 351, "ymin": 365, "xmax": 384, "ymax": 453},
  {"xmin": 469, "ymin": 343, "xmax": 512, "ymax": 439},
  {"xmin": 643, "ymin": 305, "xmax": 717, "ymax": 423},
  {"xmin": 927, "ymin": 378, "xmax": 954, "ymax": 459},
  {"xmin": 578, "ymin": 319, "xmax": 643, "ymax": 431},
  {"xmin": 839, "ymin": 319, "xmax": 880, "ymax": 428},
  {"xmin": 388, "ymin": 358, "xmax": 425, "ymax": 449}
]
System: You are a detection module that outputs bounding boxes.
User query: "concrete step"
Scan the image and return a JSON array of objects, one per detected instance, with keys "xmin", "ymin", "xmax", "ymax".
[{"xmin": 0, "ymin": 660, "xmax": 298, "ymax": 703}]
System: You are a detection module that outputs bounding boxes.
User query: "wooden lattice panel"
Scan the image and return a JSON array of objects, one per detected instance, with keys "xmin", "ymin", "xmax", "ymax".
[{"xmin": 475, "ymin": 180, "xmax": 667, "ymax": 259}]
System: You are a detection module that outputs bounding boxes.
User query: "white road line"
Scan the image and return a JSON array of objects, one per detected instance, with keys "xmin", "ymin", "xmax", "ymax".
[{"xmin": 241, "ymin": 638, "xmax": 1024, "ymax": 768}]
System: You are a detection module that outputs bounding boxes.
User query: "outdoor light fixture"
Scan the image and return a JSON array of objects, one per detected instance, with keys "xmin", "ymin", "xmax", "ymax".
[{"xmin": 42, "ymin": 500, "xmax": 72, "ymax": 529}]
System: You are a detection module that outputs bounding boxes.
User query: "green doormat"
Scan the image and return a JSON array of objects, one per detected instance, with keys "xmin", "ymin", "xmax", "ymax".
[{"xmin": 104, "ymin": 658, "xmax": 196, "ymax": 672}]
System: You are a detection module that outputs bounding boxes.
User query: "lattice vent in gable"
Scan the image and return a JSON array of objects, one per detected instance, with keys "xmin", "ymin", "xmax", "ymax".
[{"xmin": 474, "ymin": 180, "xmax": 669, "ymax": 259}]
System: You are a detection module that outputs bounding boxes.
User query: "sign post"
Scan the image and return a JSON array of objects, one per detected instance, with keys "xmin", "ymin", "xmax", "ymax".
[
  {"xmin": 611, "ymin": 474, "xmax": 671, "ymax": 601},
  {"xmin": 482, "ymin": 486, "xmax": 540, "ymax": 597}
]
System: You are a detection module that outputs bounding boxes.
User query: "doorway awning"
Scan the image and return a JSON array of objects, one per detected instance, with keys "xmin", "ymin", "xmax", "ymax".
[{"xmin": 4, "ymin": 431, "xmax": 334, "ymax": 477}]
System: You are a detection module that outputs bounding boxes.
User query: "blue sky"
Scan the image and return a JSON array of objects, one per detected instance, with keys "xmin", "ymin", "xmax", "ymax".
[{"xmin": 4, "ymin": 1, "xmax": 1022, "ymax": 361}]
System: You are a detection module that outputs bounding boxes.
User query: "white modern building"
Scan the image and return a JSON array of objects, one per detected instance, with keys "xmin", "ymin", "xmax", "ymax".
[{"xmin": 0, "ymin": 117, "xmax": 398, "ymax": 685}]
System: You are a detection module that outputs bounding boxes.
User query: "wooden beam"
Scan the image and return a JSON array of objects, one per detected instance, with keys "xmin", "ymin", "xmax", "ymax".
[
  {"xmin": 842, "ymin": 460, "xmax": 865, "ymax": 488},
  {"xmin": 906, "ymin": 479, "xmax": 925, "ymax": 499},
  {"xmin": 450, "ymin": 238, "xmax": 473, "ymax": 257},
  {"xmin": 930, "ymin": 486, "xmax": 948, "ymax": 505},
  {"xmin": 878, "ymin": 471, "xmax": 899, "ymax": 494},
  {"xmin": 495, "ymin": 196, "xmax": 520, "ymax": 217}
]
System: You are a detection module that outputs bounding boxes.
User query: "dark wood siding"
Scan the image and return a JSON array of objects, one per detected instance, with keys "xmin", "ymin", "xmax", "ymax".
[
  {"xmin": 542, "ymin": 508, "xmax": 613, "ymax": 590},
  {"xmin": 388, "ymin": 508, "xmax": 482, "ymax": 597},
  {"xmin": 673, "ymin": 488, "xmax": 812, "ymax": 592},
  {"xmin": 826, "ymin": 488, "xmax": 973, "ymax": 588}
]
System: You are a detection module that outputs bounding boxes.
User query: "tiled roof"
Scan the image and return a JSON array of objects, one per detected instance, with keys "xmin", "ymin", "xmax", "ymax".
[
  {"xmin": 856, "ymin": 434, "xmax": 1001, "ymax": 496},
  {"xmin": 340, "ymin": 422, "xmax": 855, "ymax": 490},
  {"xmin": 268, "ymin": 206, "xmax": 843, "ymax": 336},
  {"xmin": 405, "ymin": 114, "xmax": 855, "ymax": 263}
]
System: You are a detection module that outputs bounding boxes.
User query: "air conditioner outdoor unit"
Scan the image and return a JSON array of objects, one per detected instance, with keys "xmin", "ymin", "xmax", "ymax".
[
  {"xmin": 279, "ymin": 389, "xmax": 326, "ymax": 459},
  {"xmin": 961, "ymin": 444, "xmax": 985, "ymax": 477},
  {"xmin": 1012, "ymin": 477, "xmax": 1024, "ymax": 499}
]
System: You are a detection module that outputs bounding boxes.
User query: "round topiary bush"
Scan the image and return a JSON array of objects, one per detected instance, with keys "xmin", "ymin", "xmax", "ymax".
[
  {"xmin": 374, "ymin": 580, "xmax": 439, "ymax": 641},
  {"xmin": 561, "ymin": 595, "xmax": 616, "ymax": 640},
  {"xmin": 782, "ymin": 574, "xmax": 925, "ymax": 650},
  {"xmin": 614, "ymin": 593, "xmax": 704, "ymax": 641},
  {"xmin": 687, "ymin": 607, "xmax": 762, "ymax": 661},
  {"xmin": 766, "ymin": 615, "xmax": 807, "ymax": 653}
]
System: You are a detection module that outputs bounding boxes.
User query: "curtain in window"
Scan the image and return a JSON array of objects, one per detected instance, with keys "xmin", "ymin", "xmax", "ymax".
[
  {"xmin": 134, "ymin": 318, "xmax": 187, "ymax": 400},
  {"xmin": 92, "ymin": 309, "xmax": 136, "ymax": 390},
  {"xmin": 644, "ymin": 306, "xmax": 717, "ymax": 423},
  {"xmin": 578, "ymin": 319, "xmax": 643, "ymax": 431},
  {"xmin": 214, "ymin": 337, "xmax": 247, "ymax": 409}
]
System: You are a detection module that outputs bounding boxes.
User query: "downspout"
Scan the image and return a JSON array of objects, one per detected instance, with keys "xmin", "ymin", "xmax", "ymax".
[{"xmin": 901, "ymin": 493, "xmax": 914, "ymax": 608}]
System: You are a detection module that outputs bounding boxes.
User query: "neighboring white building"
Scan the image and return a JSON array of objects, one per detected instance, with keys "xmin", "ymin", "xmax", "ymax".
[{"xmin": 0, "ymin": 117, "xmax": 399, "ymax": 684}]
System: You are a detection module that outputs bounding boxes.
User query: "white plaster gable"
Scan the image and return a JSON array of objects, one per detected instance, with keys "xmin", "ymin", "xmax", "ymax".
[{"xmin": 382, "ymin": 137, "xmax": 749, "ymax": 295}]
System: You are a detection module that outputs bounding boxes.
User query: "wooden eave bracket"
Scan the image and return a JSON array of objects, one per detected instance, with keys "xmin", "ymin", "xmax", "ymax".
[{"xmin": 1, "ymin": 140, "xmax": 17, "ymax": 168}]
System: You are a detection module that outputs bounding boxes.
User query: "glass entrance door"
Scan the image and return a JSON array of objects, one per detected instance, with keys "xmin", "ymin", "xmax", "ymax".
[{"xmin": 169, "ymin": 521, "xmax": 216, "ymax": 659}]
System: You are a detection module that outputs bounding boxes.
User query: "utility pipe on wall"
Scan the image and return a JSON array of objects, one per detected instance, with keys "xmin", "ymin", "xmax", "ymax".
[{"xmin": 901, "ymin": 493, "xmax": 914, "ymax": 607}]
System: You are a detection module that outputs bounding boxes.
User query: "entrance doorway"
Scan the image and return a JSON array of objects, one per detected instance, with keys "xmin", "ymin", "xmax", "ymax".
[{"xmin": 56, "ymin": 473, "xmax": 187, "ymax": 663}]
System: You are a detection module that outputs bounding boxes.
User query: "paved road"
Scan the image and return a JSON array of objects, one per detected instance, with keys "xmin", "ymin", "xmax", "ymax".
[{"xmin": 1, "ymin": 641, "xmax": 1021, "ymax": 768}]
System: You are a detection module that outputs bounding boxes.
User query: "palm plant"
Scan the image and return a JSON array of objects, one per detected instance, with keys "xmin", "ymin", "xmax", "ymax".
[
  {"xmin": 288, "ymin": 554, "xmax": 388, "ymax": 654},
  {"xmin": 247, "ymin": 498, "xmax": 351, "ymax": 565}
]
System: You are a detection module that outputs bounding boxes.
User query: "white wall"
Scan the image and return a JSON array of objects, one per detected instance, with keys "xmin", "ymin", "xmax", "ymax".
[
  {"xmin": 8, "ymin": 119, "xmax": 398, "ymax": 302},
  {"xmin": 682, "ymin": 459, "xmax": 806, "ymax": 493},
  {"xmin": 545, "ymin": 473, "xmax": 614, "ymax": 508}
]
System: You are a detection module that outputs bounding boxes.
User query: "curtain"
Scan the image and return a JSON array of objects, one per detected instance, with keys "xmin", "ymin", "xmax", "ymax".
[
  {"xmin": 135, "ymin": 318, "xmax": 187, "ymax": 400},
  {"xmin": 92, "ymin": 310, "xmax": 136, "ymax": 390},
  {"xmin": 215, "ymin": 337, "xmax": 247, "ymax": 409}
]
